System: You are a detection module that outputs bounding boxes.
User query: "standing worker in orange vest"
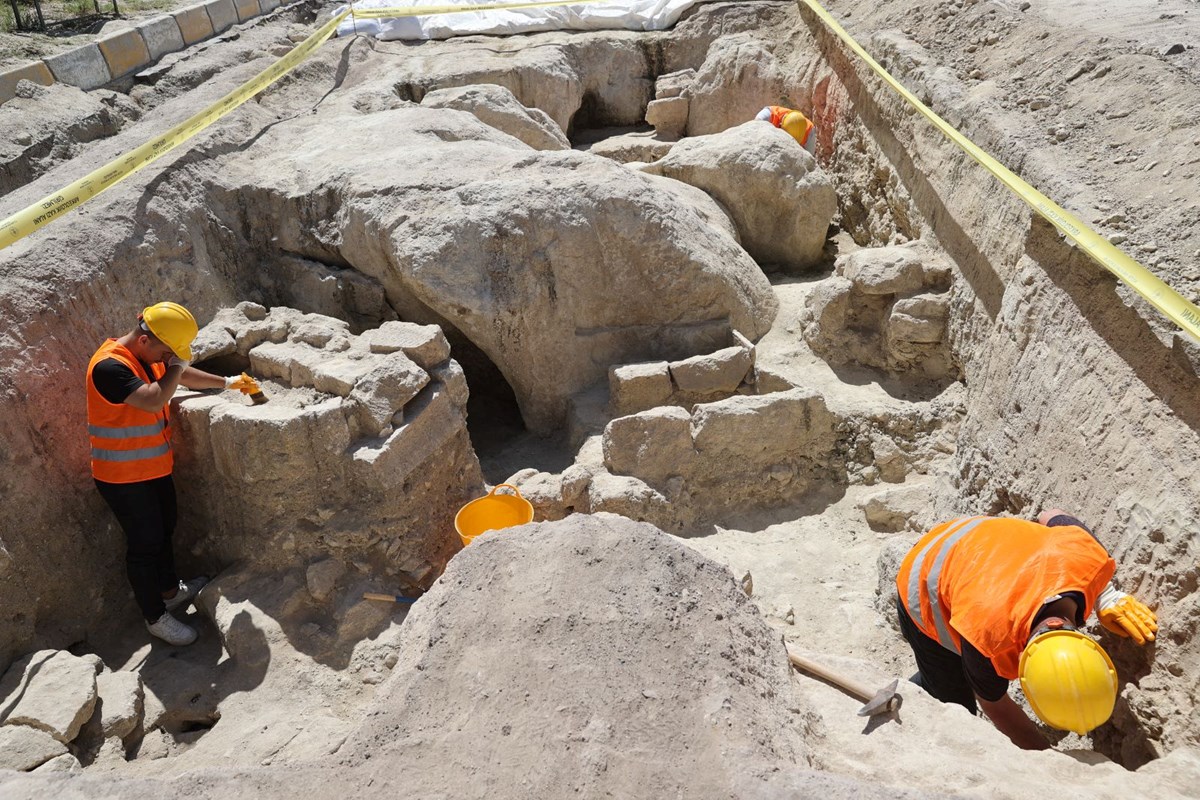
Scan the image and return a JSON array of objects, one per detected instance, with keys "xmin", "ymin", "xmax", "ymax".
[
  {"xmin": 895, "ymin": 510, "xmax": 1157, "ymax": 750},
  {"xmin": 87, "ymin": 302, "xmax": 258, "ymax": 646},
  {"xmin": 755, "ymin": 105, "xmax": 817, "ymax": 154}
]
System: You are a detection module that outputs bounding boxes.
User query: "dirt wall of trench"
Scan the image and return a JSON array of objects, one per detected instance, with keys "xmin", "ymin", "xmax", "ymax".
[{"xmin": 762, "ymin": 0, "xmax": 1200, "ymax": 763}]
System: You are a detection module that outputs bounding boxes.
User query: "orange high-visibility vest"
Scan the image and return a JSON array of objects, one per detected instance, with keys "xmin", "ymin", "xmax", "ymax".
[
  {"xmin": 766, "ymin": 105, "xmax": 792, "ymax": 127},
  {"xmin": 86, "ymin": 340, "xmax": 173, "ymax": 483},
  {"xmin": 896, "ymin": 516, "xmax": 1115, "ymax": 679},
  {"xmin": 766, "ymin": 105, "xmax": 814, "ymax": 147}
]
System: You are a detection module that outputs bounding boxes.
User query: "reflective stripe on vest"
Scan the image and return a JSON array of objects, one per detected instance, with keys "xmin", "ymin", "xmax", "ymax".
[
  {"xmin": 905, "ymin": 516, "xmax": 989, "ymax": 652},
  {"xmin": 91, "ymin": 442, "xmax": 171, "ymax": 462},
  {"xmin": 88, "ymin": 420, "xmax": 166, "ymax": 439}
]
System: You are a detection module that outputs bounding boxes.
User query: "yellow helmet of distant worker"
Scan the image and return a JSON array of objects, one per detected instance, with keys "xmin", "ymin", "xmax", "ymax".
[
  {"xmin": 780, "ymin": 110, "xmax": 815, "ymax": 149},
  {"xmin": 1018, "ymin": 623, "xmax": 1118, "ymax": 735},
  {"xmin": 141, "ymin": 302, "xmax": 198, "ymax": 361}
]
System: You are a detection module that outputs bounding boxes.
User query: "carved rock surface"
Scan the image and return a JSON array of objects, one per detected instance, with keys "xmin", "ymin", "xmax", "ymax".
[{"xmin": 421, "ymin": 84, "xmax": 570, "ymax": 151}]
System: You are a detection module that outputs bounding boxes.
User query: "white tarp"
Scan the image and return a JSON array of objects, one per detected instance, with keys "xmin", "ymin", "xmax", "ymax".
[{"xmin": 334, "ymin": 0, "xmax": 701, "ymax": 41}]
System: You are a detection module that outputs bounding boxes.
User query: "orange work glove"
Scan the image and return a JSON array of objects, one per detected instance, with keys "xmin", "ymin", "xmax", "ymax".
[
  {"xmin": 1097, "ymin": 586, "xmax": 1157, "ymax": 644},
  {"xmin": 224, "ymin": 373, "xmax": 259, "ymax": 395}
]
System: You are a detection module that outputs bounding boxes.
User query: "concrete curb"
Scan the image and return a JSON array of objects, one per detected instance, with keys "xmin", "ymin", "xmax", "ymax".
[
  {"xmin": 0, "ymin": 0, "xmax": 284, "ymax": 106},
  {"xmin": 0, "ymin": 61, "xmax": 54, "ymax": 102}
]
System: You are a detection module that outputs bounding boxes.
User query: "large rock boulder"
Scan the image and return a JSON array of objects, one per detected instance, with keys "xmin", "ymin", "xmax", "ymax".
[
  {"xmin": 0, "ymin": 650, "xmax": 101, "ymax": 743},
  {"xmin": 642, "ymin": 121, "xmax": 836, "ymax": 272},
  {"xmin": 420, "ymin": 84, "xmax": 571, "ymax": 151},
  {"xmin": 205, "ymin": 107, "xmax": 778, "ymax": 429},
  {"xmin": 685, "ymin": 34, "xmax": 787, "ymax": 136}
]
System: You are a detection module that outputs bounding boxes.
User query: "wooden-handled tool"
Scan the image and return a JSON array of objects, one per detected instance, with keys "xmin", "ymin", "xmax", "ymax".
[
  {"xmin": 363, "ymin": 592, "xmax": 419, "ymax": 604},
  {"xmin": 786, "ymin": 646, "xmax": 902, "ymax": 718}
]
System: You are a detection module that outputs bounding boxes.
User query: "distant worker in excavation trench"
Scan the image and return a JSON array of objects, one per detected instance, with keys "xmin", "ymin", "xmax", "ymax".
[
  {"xmin": 755, "ymin": 105, "xmax": 818, "ymax": 154},
  {"xmin": 86, "ymin": 302, "xmax": 259, "ymax": 646},
  {"xmin": 895, "ymin": 510, "xmax": 1158, "ymax": 750}
]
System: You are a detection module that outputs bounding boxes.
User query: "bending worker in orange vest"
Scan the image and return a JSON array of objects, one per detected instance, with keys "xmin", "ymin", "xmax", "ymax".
[
  {"xmin": 896, "ymin": 510, "xmax": 1157, "ymax": 750},
  {"xmin": 87, "ymin": 302, "xmax": 258, "ymax": 646},
  {"xmin": 755, "ymin": 105, "xmax": 817, "ymax": 154}
]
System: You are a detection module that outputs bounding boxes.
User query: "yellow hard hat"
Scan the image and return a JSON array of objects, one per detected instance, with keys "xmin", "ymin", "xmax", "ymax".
[
  {"xmin": 141, "ymin": 302, "xmax": 197, "ymax": 361},
  {"xmin": 1019, "ymin": 627, "xmax": 1118, "ymax": 734},
  {"xmin": 780, "ymin": 110, "xmax": 814, "ymax": 148}
]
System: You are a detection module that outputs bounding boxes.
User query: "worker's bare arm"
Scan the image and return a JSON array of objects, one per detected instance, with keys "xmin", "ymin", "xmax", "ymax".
[
  {"xmin": 123, "ymin": 364, "xmax": 185, "ymax": 413},
  {"xmin": 179, "ymin": 365, "xmax": 227, "ymax": 391},
  {"xmin": 977, "ymin": 693, "xmax": 1050, "ymax": 751}
]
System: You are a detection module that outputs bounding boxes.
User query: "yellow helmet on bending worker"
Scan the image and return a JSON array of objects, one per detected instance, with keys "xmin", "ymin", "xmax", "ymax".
[
  {"xmin": 894, "ymin": 511, "xmax": 1157, "ymax": 748},
  {"xmin": 756, "ymin": 105, "xmax": 817, "ymax": 153}
]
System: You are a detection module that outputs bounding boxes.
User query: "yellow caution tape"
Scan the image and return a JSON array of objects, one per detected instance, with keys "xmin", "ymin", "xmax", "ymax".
[
  {"xmin": 0, "ymin": 0, "xmax": 605, "ymax": 254},
  {"xmin": 0, "ymin": 9, "xmax": 350, "ymax": 253},
  {"xmin": 349, "ymin": 0, "xmax": 608, "ymax": 21},
  {"xmin": 798, "ymin": 0, "xmax": 1200, "ymax": 340}
]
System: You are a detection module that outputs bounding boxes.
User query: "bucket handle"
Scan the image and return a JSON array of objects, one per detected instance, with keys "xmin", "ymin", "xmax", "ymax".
[{"xmin": 489, "ymin": 483, "xmax": 525, "ymax": 499}]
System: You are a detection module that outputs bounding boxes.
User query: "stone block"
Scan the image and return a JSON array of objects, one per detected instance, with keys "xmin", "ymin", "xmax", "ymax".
[
  {"xmin": 312, "ymin": 354, "xmax": 374, "ymax": 397},
  {"xmin": 234, "ymin": 0, "xmax": 261, "ymax": 22},
  {"xmin": 289, "ymin": 314, "xmax": 350, "ymax": 347},
  {"xmin": 259, "ymin": 0, "xmax": 282, "ymax": 10},
  {"xmin": 31, "ymin": 752, "xmax": 82, "ymax": 773},
  {"xmin": 0, "ymin": 61, "xmax": 54, "ymax": 106},
  {"xmin": 431, "ymin": 359, "xmax": 469, "ymax": 407},
  {"xmin": 349, "ymin": 352, "xmax": 429, "ymax": 434},
  {"xmin": 97, "ymin": 28, "xmax": 151, "ymax": 79},
  {"xmin": 838, "ymin": 243, "xmax": 949, "ymax": 296},
  {"xmin": 888, "ymin": 294, "xmax": 948, "ymax": 343},
  {"xmin": 645, "ymin": 97, "xmax": 689, "ymax": 138},
  {"xmin": 602, "ymin": 406, "xmax": 696, "ymax": 485},
  {"xmin": 44, "ymin": 44, "xmax": 112, "ymax": 90},
  {"xmin": 0, "ymin": 725, "xmax": 67, "ymax": 772},
  {"xmin": 306, "ymin": 559, "xmax": 345, "ymax": 601},
  {"xmin": 191, "ymin": 323, "xmax": 237, "ymax": 363},
  {"xmin": 608, "ymin": 361, "xmax": 671, "ymax": 416},
  {"xmin": 351, "ymin": 387, "xmax": 464, "ymax": 489},
  {"xmin": 668, "ymin": 346, "xmax": 753, "ymax": 395},
  {"xmin": 654, "ymin": 68, "xmax": 695, "ymax": 99},
  {"xmin": 95, "ymin": 671, "xmax": 143, "ymax": 740},
  {"xmin": 249, "ymin": 340, "xmax": 322, "ymax": 385},
  {"xmin": 137, "ymin": 15, "xmax": 186, "ymax": 61},
  {"xmin": 209, "ymin": 397, "xmax": 351, "ymax": 484},
  {"xmin": 691, "ymin": 388, "xmax": 835, "ymax": 463},
  {"xmin": 174, "ymin": 3, "xmax": 215, "ymax": 45},
  {"xmin": 204, "ymin": 0, "xmax": 239, "ymax": 33},
  {"xmin": 0, "ymin": 650, "xmax": 100, "ymax": 743},
  {"xmin": 361, "ymin": 322, "xmax": 451, "ymax": 369}
]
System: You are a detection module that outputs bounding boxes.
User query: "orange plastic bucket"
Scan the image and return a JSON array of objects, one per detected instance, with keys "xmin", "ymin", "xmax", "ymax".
[{"xmin": 454, "ymin": 484, "xmax": 534, "ymax": 547}]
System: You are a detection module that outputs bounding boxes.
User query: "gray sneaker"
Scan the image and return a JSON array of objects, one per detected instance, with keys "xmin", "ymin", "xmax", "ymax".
[
  {"xmin": 146, "ymin": 612, "xmax": 198, "ymax": 646},
  {"xmin": 164, "ymin": 577, "xmax": 209, "ymax": 613}
]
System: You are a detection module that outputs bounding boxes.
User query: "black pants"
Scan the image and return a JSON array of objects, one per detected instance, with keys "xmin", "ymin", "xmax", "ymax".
[
  {"xmin": 95, "ymin": 475, "xmax": 178, "ymax": 622},
  {"xmin": 895, "ymin": 594, "xmax": 978, "ymax": 715}
]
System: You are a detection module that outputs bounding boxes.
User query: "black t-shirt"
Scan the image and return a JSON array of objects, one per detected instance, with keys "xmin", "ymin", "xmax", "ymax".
[
  {"xmin": 960, "ymin": 514, "xmax": 1095, "ymax": 701},
  {"xmin": 92, "ymin": 358, "xmax": 154, "ymax": 405}
]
